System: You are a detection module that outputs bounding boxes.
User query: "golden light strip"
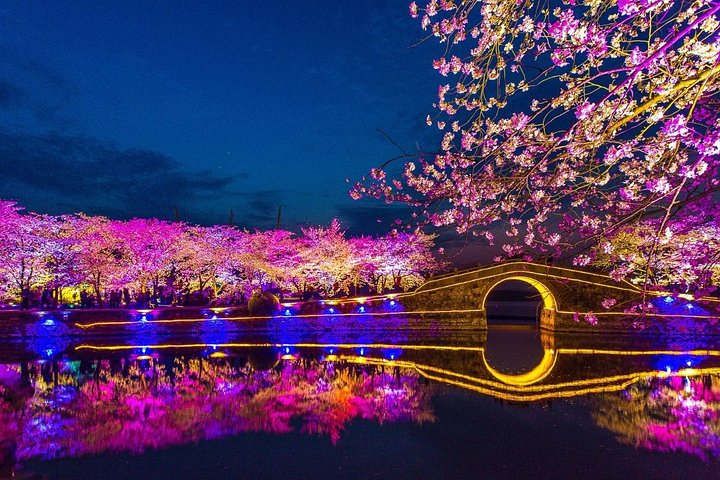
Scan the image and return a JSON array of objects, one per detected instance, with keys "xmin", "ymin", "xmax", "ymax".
[
  {"xmin": 413, "ymin": 368, "xmax": 720, "ymax": 402},
  {"xmin": 73, "ymin": 309, "xmax": 486, "ymax": 329},
  {"xmin": 412, "ymin": 364, "xmax": 720, "ymax": 392},
  {"xmin": 554, "ymin": 310, "xmax": 720, "ymax": 318},
  {"xmin": 557, "ymin": 348, "xmax": 720, "ymax": 356},
  {"xmin": 73, "ymin": 304, "xmax": 720, "ymax": 330},
  {"xmin": 74, "ymin": 342, "xmax": 483, "ymax": 352},
  {"xmin": 415, "ymin": 370, "xmax": 641, "ymax": 402},
  {"xmin": 425, "ymin": 261, "xmax": 640, "ymax": 287}
]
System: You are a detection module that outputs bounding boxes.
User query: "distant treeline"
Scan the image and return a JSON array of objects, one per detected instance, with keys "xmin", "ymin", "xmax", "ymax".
[{"xmin": 0, "ymin": 201, "xmax": 444, "ymax": 308}]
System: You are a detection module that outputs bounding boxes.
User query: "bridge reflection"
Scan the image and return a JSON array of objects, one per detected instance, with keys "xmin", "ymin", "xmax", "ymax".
[
  {"xmin": 67, "ymin": 329, "xmax": 720, "ymax": 403},
  {"xmin": 1, "ymin": 329, "xmax": 720, "ymax": 467}
]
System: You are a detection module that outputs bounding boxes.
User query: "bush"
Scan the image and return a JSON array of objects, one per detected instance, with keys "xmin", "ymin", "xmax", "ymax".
[{"xmin": 247, "ymin": 290, "xmax": 279, "ymax": 316}]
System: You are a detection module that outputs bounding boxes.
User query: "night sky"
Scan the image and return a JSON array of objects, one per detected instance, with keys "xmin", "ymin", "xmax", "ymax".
[{"xmin": 0, "ymin": 1, "xmax": 442, "ymax": 235}]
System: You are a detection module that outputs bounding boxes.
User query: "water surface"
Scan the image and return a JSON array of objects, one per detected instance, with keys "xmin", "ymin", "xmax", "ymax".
[{"xmin": 2, "ymin": 319, "xmax": 720, "ymax": 479}]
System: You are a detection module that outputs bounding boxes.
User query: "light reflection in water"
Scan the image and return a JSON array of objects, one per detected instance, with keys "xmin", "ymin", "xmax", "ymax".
[
  {"xmin": 0, "ymin": 350, "xmax": 434, "ymax": 467},
  {"xmin": 0, "ymin": 330, "xmax": 720, "ymax": 471},
  {"xmin": 593, "ymin": 375, "xmax": 720, "ymax": 461},
  {"xmin": 484, "ymin": 326, "xmax": 545, "ymax": 375}
]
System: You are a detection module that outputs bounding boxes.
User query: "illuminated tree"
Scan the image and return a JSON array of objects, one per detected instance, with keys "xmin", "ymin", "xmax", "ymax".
[
  {"xmin": 44, "ymin": 215, "xmax": 85, "ymax": 296},
  {"xmin": 353, "ymin": 0, "xmax": 720, "ymax": 285},
  {"xmin": 297, "ymin": 219, "xmax": 354, "ymax": 295},
  {"xmin": 593, "ymin": 204, "xmax": 720, "ymax": 292},
  {"xmin": 7, "ymin": 355, "xmax": 435, "ymax": 460},
  {"xmin": 111, "ymin": 218, "xmax": 186, "ymax": 300},
  {"xmin": 0, "ymin": 201, "xmax": 60, "ymax": 303},
  {"xmin": 175, "ymin": 225, "xmax": 244, "ymax": 299},
  {"xmin": 0, "ymin": 201, "xmax": 443, "ymax": 303},
  {"xmin": 68, "ymin": 214, "xmax": 127, "ymax": 305},
  {"xmin": 234, "ymin": 229, "xmax": 300, "ymax": 293},
  {"xmin": 352, "ymin": 230, "xmax": 443, "ymax": 292}
]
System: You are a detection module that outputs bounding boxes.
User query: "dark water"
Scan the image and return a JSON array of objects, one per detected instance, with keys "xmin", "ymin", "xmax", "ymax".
[{"xmin": 3, "ymin": 317, "xmax": 720, "ymax": 479}]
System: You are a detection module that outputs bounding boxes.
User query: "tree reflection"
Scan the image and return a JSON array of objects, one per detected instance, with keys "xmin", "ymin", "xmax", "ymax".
[
  {"xmin": 593, "ymin": 374, "xmax": 720, "ymax": 461},
  {"xmin": 0, "ymin": 354, "xmax": 434, "ymax": 463}
]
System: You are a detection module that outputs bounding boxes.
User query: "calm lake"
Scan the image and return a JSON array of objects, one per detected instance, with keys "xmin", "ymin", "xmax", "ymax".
[{"xmin": 3, "ymin": 303, "xmax": 720, "ymax": 479}]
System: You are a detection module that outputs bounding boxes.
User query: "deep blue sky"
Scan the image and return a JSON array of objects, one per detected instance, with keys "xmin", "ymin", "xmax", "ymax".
[{"xmin": 0, "ymin": 1, "xmax": 442, "ymax": 234}]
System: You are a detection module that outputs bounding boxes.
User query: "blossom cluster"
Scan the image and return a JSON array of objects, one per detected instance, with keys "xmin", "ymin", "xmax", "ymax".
[
  {"xmin": 0, "ymin": 200, "xmax": 443, "ymax": 306},
  {"xmin": 592, "ymin": 200, "xmax": 720, "ymax": 294},
  {"xmin": 354, "ymin": 0, "xmax": 720, "ymax": 292}
]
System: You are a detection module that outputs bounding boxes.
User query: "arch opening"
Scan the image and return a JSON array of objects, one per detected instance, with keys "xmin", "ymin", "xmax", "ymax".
[{"xmin": 481, "ymin": 276, "xmax": 556, "ymax": 313}]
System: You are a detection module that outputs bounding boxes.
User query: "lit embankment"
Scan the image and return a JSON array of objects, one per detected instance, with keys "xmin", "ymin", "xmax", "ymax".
[{"xmin": 1, "ymin": 261, "xmax": 718, "ymax": 338}]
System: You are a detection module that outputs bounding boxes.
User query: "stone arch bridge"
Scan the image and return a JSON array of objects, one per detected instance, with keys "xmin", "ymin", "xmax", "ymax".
[{"xmin": 396, "ymin": 261, "xmax": 650, "ymax": 332}]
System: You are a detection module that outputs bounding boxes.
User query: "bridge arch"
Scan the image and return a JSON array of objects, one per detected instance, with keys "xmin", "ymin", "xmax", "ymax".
[
  {"xmin": 398, "ymin": 261, "xmax": 648, "ymax": 331},
  {"xmin": 480, "ymin": 275, "xmax": 557, "ymax": 311}
]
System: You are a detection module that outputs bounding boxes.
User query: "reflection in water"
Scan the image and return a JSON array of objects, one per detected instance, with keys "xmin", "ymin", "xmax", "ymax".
[
  {"xmin": 0, "ymin": 352, "xmax": 434, "ymax": 466},
  {"xmin": 484, "ymin": 326, "xmax": 545, "ymax": 374},
  {"xmin": 594, "ymin": 375, "xmax": 720, "ymax": 461},
  {"xmin": 1, "ymin": 328, "xmax": 720, "ymax": 471}
]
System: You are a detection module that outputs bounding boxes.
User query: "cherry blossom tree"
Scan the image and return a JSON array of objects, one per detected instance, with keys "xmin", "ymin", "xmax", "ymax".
[
  {"xmin": 8, "ymin": 356, "xmax": 434, "ymax": 460},
  {"xmin": 374, "ymin": 230, "xmax": 443, "ymax": 291},
  {"xmin": 594, "ymin": 374, "xmax": 720, "ymax": 461},
  {"xmin": 353, "ymin": 0, "xmax": 720, "ymax": 288},
  {"xmin": 0, "ymin": 201, "xmax": 443, "ymax": 304},
  {"xmin": 593, "ymin": 202, "xmax": 720, "ymax": 293},
  {"xmin": 349, "ymin": 230, "xmax": 443, "ymax": 293},
  {"xmin": 229, "ymin": 229, "xmax": 302, "ymax": 296},
  {"xmin": 175, "ymin": 225, "xmax": 244, "ymax": 300},
  {"xmin": 68, "ymin": 214, "xmax": 126, "ymax": 305},
  {"xmin": 111, "ymin": 218, "xmax": 187, "ymax": 301},
  {"xmin": 297, "ymin": 219, "xmax": 354, "ymax": 296},
  {"xmin": 43, "ymin": 215, "xmax": 87, "ymax": 302},
  {"xmin": 0, "ymin": 202, "xmax": 61, "ymax": 305}
]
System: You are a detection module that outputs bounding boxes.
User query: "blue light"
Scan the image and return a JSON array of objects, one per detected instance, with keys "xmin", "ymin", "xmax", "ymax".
[
  {"xmin": 42, "ymin": 318, "xmax": 55, "ymax": 327},
  {"xmin": 360, "ymin": 347, "xmax": 365, "ymax": 356},
  {"xmin": 328, "ymin": 307, "xmax": 335, "ymax": 314},
  {"xmin": 284, "ymin": 309, "xmax": 292, "ymax": 316},
  {"xmin": 140, "ymin": 314, "xmax": 148, "ymax": 322},
  {"xmin": 389, "ymin": 300, "xmax": 396, "ymax": 307},
  {"xmin": 285, "ymin": 347, "xmax": 290, "ymax": 354},
  {"xmin": 687, "ymin": 303, "xmax": 695, "ymax": 310},
  {"xmin": 384, "ymin": 348, "xmax": 402, "ymax": 361},
  {"xmin": 664, "ymin": 296, "xmax": 673, "ymax": 304},
  {"xmin": 358, "ymin": 306, "xmax": 366, "ymax": 313},
  {"xmin": 211, "ymin": 315, "xmax": 218, "ymax": 320},
  {"xmin": 656, "ymin": 354, "xmax": 705, "ymax": 373},
  {"xmin": 44, "ymin": 349, "xmax": 54, "ymax": 357},
  {"xmin": 212, "ymin": 344, "xmax": 217, "ymax": 350},
  {"xmin": 141, "ymin": 347, "xmax": 148, "ymax": 354}
]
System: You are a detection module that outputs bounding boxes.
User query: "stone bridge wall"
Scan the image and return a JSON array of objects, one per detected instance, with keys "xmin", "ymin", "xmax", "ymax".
[{"xmin": 395, "ymin": 261, "xmax": 667, "ymax": 333}]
